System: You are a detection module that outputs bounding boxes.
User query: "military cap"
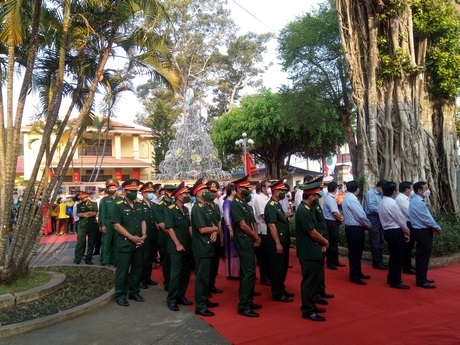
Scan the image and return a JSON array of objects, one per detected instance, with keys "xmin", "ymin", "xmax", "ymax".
[
  {"xmin": 140, "ymin": 181, "xmax": 155, "ymax": 193},
  {"xmin": 231, "ymin": 175, "xmax": 250, "ymax": 188},
  {"xmin": 122, "ymin": 179, "xmax": 141, "ymax": 191},
  {"xmin": 163, "ymin": 184, "xmax": 176, "ymax": 196},
  {"xmin": 190, "ymin": 178, "xmax": 208, "ymax": 196},
  {"xmin": 269, "ymin": 179, "xmax": 289, "ymax": 191},
  {"xmin": 171, "ymin": 181, "xmax": 190, "ymax": 199},
  {"xmin": 206, "ymin": 180, "xmax": 220, "ymax": 192},
  {"xmin": 76, "ymin": 191, "xmax": 90, "ymax": 199},
  {"xmin": 106, "ymin": 178, "xmax": 120, "ymax": 188},
  {"xmin": 300, "ymin": 181, "xmax": 322, "ymax": 195}
]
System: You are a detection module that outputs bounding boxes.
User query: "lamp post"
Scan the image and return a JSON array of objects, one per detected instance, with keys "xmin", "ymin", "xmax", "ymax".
[{"xmin": 235, "ymin": 132, "xmax": 254, "ymax": 175}]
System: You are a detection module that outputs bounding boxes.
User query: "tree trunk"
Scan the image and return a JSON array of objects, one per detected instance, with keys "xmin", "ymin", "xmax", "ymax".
[{"xmin": 336, "ymin": 0, "xmax": 458, "ymax": 213}]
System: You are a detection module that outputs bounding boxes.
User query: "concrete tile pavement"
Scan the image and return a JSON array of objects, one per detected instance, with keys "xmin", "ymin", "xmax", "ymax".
[{"xmin": 0, "ymin": 240, "xmax": 230, "ymax": 345}]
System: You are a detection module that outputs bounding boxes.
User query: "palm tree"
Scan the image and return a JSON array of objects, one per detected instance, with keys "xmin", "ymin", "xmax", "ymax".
[{"xmin": 0, "ymin": 0, "xmax": 179, "ymax": 284}]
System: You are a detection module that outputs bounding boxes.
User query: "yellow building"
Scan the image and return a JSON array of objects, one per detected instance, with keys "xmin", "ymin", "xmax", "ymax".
[{"xmin": 19, "ymin": 119, "xmax": 154, "ymax": 191}]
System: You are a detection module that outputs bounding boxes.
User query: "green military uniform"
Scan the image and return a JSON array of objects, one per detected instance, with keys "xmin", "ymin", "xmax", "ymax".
[
  {"xmin": 264, "ymin": 197, "xmax": 290, "ymax": 299},
  {"xmin": 230, "ymin": 194, "xmax": 257, "ymax": 312},
  {"xmin": 112, "ymin": 190, "xmax": 146, "ymax": 300},
  {"xmin": 312, "ymin": 200, "xmax": 329, "ymax": 300},
  {"xmin": 154, "ymin": 197, "xmax": 173, "ymax": 291},
  {"xmin": 164, "ymin": 201, "xmax": 192, "ymax": 307},
  {"xmin": 99, "ymin": 194, "xmax": 123, "ymax": 265},
  {"xmin": 74, "ymin": 196, "xmax": 98, "ymax": 264},
  {"xmin": 191, "ymin": 200, "xmax": 216, "ymax": 312},
  {"xmin": 141, "ymin": 198, "xmax": 159, "ymax": 286},
  {"xmin": 295, "ymin": 200, "xmax": 323, "ymax": 314}
]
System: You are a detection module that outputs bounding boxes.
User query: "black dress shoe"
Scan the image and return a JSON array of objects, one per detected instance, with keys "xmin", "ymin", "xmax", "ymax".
[
  {"xmin": 284, "ymin": 291, "xmax": 295, "ymax": 298},
  {"xmin": 140, "ymin": 281, "xmax": 149, "ymax": 289},
  {"xmin": 74, "ymin": 261, "xmax": 81, "ymax": 264},
  {"xmin": 426, "ymin": 278, "xmax": 435, "ymax": 283},
  {"xmin": 252, "ymin": 291, "xmax": 262, "ymax": 296},
  {"xmin": 336, "ymin": 262, "xmax": 346, "ymax": 267},
  {"xmin": 315, "ymin": 297, "xmax": 328, "ymax": 305},
  {"xmin": 238, "ymin": 309, "xmax": 259, "ymax": 317},
  {"xmin": 327, "ymin": 265, "xmax": 338, "ymax": 270},
  {"xmin": 373, "ymin": 264, "xmax": 387, "ymax": 270},
  {"xmin": 314, "ymin": 306, "xmax": 326, "ymax": 313},
  {"xmin": 403, "ymin": 268, "xmax": 416, "ymax": 275},
  {"xmin": 168, "ymin": 303, "xmax": 179, "ymax": 311},
  {"xmin": 116, "ymin": 297, "xmax": 129, "ymax": 307},
  {"xmin": 351, "ymin": 279, "xmax": 367, "ymax": 285},
  {"xmin": 206, "ymin": 300, "xmax": 219, "ymax": 308},
  {"xmin": 177, "ymin": 297, "xmax": 193, "ymax": 305},
  {"xmin": 195, "ymin": 309, "xmax": 215, "ymax": 317},
  {"xmin": 211, "ymin": 286, "xmax": 224, "ymax": 293},
  {"xmin": 390, "ymin": 283, "xmax": 410, "ymax": 289},
  {"xmin": 128, "ymin": 293, "xmax": 145, "ymax": 302},
  {"xmin": 321, "ymin": 292, "xmax": 334, "ymax": 298},
  {"xmin": 85, "ymin": 260, "xmax": 93, "ymax": 265},
  {"xmin": 417, "ymin": 282, "xmax": 436, "ymax": 289},
  {"xmin": 360, "ymin": 274, "xmax": 371, "ymax": 279},
  {"xmin": 302, "ymin": 312, "xmax": 326, "ymax": 322},
  {"xmin": 147, "ymin": 278, "xmax": 158, "ymax": 286},
  {"xmin": 250, "ymin": 303, "xmax": 262, "ymax": 310},
  {"xmin": 274, "ymin": 295, "xmax": 293, "ymax": 303}
]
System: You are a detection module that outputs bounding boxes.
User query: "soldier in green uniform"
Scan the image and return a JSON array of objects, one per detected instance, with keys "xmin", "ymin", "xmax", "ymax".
[
  {"xmin": 164, "ymin": 182, "xmax": 194, "ymax": 312},
  {"xmin": 264, "ymin": 179, "xmax": 294, "ymax": 302},
  {"xmin": 99, "ymin": 178, "xmax": 122, "ymax": 266},
  {"xmin": 308, "ymin": 177, "xmax": 335, "ymax": 306},
  {"xmin": 74, "ymin": 191, "xmax": 98, "ymax": 265},
  {"xmin": 191, "ymin": 178, "xmax": 220, "ymax": 317},
  {"xmin": 230, "ymin": 175, "xmax": 262, "ymax": 318},
  {"xmin": 154, "ymin": 184, "xmax": 176, "ymax": 292},
  {"xmin": 205, "ymin": 180, "xmax": 224, "ymax": 295},
  {"xmin": 139, "ymin": 182, "xmax": 159, "ymax": 289},
  {"xmin": 112, "ymin": 179, "xmax": 147, "ymax": 307},
  {"xmin": 295, "ymin": 182, "xmax": 329, "ymax": 321}
]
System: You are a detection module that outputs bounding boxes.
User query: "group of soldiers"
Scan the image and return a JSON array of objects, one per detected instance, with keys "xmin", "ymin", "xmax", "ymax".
[{"xmin": 69, "ymin": 174, "xmax": 332, "ymax": 320}]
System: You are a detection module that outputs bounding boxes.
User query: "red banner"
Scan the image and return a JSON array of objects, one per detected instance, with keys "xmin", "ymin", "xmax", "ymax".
[{"xmin": 242, "ymin": 154, "xmax": 258, "ymax": 178}]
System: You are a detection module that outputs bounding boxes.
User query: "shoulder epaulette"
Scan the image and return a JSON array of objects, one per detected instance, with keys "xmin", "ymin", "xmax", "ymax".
[
  {"xmin": 116, "ymin": 200, "xmax": 124, "ymax": 205},
  {"xmin": 158, "ymin": 200, "xmax": 165, "ymax": 205},
  {"xmin": 270, "ymin": 201, "xmax": 276, "ymax": 206},
  {"xmin": 168, "ymin": 204, "xmax": 175, "ymax": 209},
  {"xmin": 199, "ymin": 203, "xmax": 204, "ymax": 208}
]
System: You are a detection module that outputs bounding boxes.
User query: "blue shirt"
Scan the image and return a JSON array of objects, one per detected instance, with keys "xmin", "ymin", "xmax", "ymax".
[
  {"xmin": 323, "ymin": 193, "xmax": 339, "ymax": 221},
  {"xmin": 364, "ymin": 187, "xmax": 382, "ymax": 215},
  {"xmin": 342, "ymin": 192, "xmax": 372, "ymax": 228},
  {"xmin": 409, "ymin": 194, "xmax": 441, "ymax": 230}
]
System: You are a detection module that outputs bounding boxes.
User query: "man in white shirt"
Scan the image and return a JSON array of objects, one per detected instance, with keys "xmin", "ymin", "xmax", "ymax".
[
  {"xmin": 395, "ymin": 181, "xmax": 415, "ymax": 275},
  {"xmin": 295, "ymin": 175, "xmax": 314, "ymax": 209},
  {"xmin": 252, "ymin": 181, "xmax": 271, "ymax": 286},
  {"xmin": 378, "ymin": 181, "xmax": 410, "ymax": 289}
]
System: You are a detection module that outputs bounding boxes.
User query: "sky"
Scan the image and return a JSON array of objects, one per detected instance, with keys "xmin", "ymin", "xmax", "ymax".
[{"xmin": 111, "ymin": 0, "xmax": 322, "ymax": 123}]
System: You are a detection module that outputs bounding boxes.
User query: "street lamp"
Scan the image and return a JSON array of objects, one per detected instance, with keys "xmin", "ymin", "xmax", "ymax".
[{"xmin": 235, "ymin": 132, "xmax": 254, "ymax": 175}]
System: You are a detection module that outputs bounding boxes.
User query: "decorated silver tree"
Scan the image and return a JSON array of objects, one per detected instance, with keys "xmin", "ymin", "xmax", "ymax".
[{"xmin": 154, "ymin": 89, "xmax": 231, "ymax": 180}]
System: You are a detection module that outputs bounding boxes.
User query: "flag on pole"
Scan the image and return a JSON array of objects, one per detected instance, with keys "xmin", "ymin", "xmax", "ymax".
[{"xmin": 245, "ymin": 154, "xmax": 258, "ymax": 177}]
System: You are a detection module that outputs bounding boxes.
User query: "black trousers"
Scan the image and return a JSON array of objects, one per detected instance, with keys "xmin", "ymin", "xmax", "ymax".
[
  {"xmin": 403, "ymin": 221, "xmax": 415, "ymax": 270},
  {"xmin": 383, "ymin": 228, "xmax": 404, "ymax": 286},
  {"xmin": 413, "ymin": 228, "xmax": 433, "ymax": 284},
  {"xmin": 325, "ymin": 220, "xmax": 340, "ymax": 267},
  {"xmin": 345, "ymin": 225, "xmax": 366, "ymax": 281}
]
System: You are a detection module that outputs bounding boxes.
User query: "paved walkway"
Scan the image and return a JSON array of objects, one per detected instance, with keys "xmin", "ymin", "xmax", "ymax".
[{"xmin": 0, "ymin": 239, "xmax": 230, "ymax": 345}]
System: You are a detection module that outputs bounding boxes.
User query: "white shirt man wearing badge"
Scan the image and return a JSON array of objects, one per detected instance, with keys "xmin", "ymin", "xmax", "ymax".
[{"xmin": 253, "ymin": 181, "xmax": 271, "ymax": 286}]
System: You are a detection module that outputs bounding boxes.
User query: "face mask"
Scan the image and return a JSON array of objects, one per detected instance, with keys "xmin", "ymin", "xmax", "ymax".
[
  {"xmin": 191, "ymin": 196, "xmax": 196, "ymax": 203},
  {"xmin": 107, "ymin": 190, "xmax": 116, "ymax": 196},
  {"xmin": 423, "ymin": 189, "xmax": 431, "ymax": 198},
  {"xmin": 203, "ymin": 192, "xmax": 216, "ymax": 202},
  {"xmin": 181, "ymin": 195, "xmax": 191, "ymax": 203},
  {"xmin": 163, "ymin": 195, "xmax": 173, "ymax": 203},
  {"xmin": 318, "ymin": 191, "xmax": 324, "ymax": 198},
  {"xmin": 244, "ymin": 194, "xmax": 252, "ymax": 203},
  {"xmin": 266, "ymin": 188, "xmax": 272, "ymax": 195},
  {"xmin": 241, "ymin": 189, "xmax": 251, "ymax": 197},
  {"xmin": 126, "ymin": 191, "xmax": 138, "ymax": 200},
  {"xmin": 278, "ymin": 192, "xmax": 286, "ymax": 200},
  {"xmin": 409, "ymin": 190, "xmax": 414, "ymax": 197},
  {"xmin": 147, "ymin": 193, "xmax": 155, "ymax": 201}
]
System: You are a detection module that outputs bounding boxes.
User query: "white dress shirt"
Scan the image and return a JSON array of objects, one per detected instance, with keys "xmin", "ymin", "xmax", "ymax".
[
  {"xmin": 395, "ymin": 192, "xmax": 410, "ymax": 222},
  {"xmin": 378, "ymin": 196, "xmax": 408, "ymax": 230},
  {"xmin": 253, "ymin": 193, "xmax": 270, "ymax": 235}
]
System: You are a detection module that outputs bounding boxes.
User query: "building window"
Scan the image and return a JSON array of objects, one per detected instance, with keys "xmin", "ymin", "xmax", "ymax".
[{"xmin": 80, "ymin": 139, "xmax": 112, "ymax": 156}]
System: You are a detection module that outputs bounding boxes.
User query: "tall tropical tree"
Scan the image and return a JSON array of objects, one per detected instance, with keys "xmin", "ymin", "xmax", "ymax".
[
  {"xmin": 336, "ymin": 0, "xmax": 460, "ymax": 213},
  {"xmin": 0, "ymin": 0, "xmax": 179, "ymax": 284}
]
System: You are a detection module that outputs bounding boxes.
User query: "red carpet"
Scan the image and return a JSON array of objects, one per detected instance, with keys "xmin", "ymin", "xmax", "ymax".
[
  {"xmin": 187, "ymin": 249, "xmax": 460, "ymax": 345},
  {"xmin": 40, "ymin": 233, "xmax": 77, "ymax": 244}
]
